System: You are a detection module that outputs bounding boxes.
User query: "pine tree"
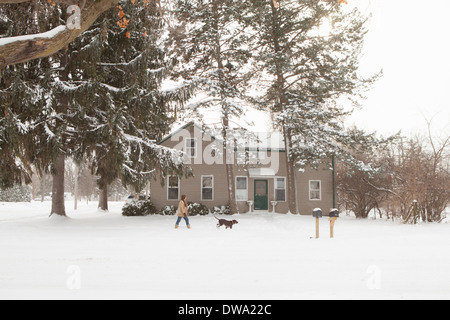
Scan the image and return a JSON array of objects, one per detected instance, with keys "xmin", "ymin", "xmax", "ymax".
[
  {"xmin": 246, "ymin": 0, "xmax": 380, "ymax": 213},
  {"xmin": 0, "ymin": 4, "xmax": 72, "ymax": 216},
  {"xmin": 169, "ymin": 0, "xmax": 253, "ymax": 214},
  {"xmin": 1, "ymin": 0, "xmax": 192, "ymax": 215},
  {"xmin": 63, "ymin": 0, "xmax": 193, "ymax": 210},
  {"xmin": 0, "ymin": 1, "xmax": 58, "ymax": 189}
]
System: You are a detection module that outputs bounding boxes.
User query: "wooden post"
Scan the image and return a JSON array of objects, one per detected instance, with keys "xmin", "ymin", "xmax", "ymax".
[
  {"xmin": 413, "ymin": 200, "xmax": 419, "ymax": 224},
  {"xmin": 316, "ymin": 217, "xmax": 320, "ymax": 239},
  {"xmin": 329, "ymin": 217, "xmax": 337, "ymax": 238},
  {"xmin": 312, "ymin": 208, "xmax": 322, "ymax": 239}
]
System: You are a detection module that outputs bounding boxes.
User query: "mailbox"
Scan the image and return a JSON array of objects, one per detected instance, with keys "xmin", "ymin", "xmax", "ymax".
[
  {"xmin": 329, "ymin": 208, "xmax": 339, "ymax": 218},
  {"xmin": 312, "ymin": 208, "xmax": 323, "ymax": 218}
]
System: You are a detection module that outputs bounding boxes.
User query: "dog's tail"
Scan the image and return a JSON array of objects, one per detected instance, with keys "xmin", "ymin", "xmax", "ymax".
[{"xmin": 212, "ymin": 213, "xmax": 220, "ymax": 220}]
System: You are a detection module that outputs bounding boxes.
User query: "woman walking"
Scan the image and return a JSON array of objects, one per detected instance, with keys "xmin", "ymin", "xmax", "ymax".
[{"xmin": 175, "ymin": 195, "xmax": 190, "ymax": 229}]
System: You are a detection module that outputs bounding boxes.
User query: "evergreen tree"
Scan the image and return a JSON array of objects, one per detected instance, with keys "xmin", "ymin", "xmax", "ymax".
[
  {"xmin": 0, "ymin": 3, "xmax": 73, "ymax": 216},
  {"xmin": 169, "ymin": 0, "xmax": 253, "ymax": 214},
  {"xmin": 1, "ymin": 0, "xmax": 192, "ymax": 215},
  {"xmin": 63, "ymin": 0, "xmax": 193, "ymax": 210},
  {"xmin": 0, "ymin": 2, "xmax": 41, "ymax": 188},
  {"xmin": 246, "ymin": 0, "xmax": 381, "ymax": 213}
]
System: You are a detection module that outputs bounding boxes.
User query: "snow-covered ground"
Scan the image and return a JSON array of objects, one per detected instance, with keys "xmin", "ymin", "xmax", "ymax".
[{"xmin": 1, "ymin": 201, "xmax": 449, "ymax": 300}]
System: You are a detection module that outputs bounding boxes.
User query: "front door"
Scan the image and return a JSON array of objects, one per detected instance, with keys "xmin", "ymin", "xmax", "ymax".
[{"xmin": 254, "ymin": 180, "xmax": 268, "ymax": 210}]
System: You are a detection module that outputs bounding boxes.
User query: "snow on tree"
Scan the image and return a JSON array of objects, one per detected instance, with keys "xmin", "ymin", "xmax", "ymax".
[
  {"xmin": 0, "ymin": 0, "xmax": 194, "ymax": 215},
  {"xmin": 245, "ymin": 0, "xmax": 382, "ymax": 213},
  {"xmin": 168, "ymin": 0, "xmax": 255, "ymax": 214},
  {"xmin": 63, "ymin": 0, "xmax": 194, "ymax": 210},
  {"xmin": 0, "ymin": 0, "xmax": 119, "ymax": 69},
  {"xmin": 0, "ymin": 184, "xmax": 31, "ymax": 202}
]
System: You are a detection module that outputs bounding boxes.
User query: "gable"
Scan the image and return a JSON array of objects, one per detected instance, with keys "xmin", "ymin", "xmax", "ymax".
[{"xmin": 159, "ymin": 122, "xmax": 285, "ymax": 152}]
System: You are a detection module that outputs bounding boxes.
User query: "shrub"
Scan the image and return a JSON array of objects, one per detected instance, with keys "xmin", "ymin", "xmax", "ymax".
[
  {"xmin": 187, "ymin": 202, "xmax": 210, "ymax": 216},
  {"xmin": 122, "ymin": 200, "xmax": 157, "ymax": 217},
  {"xmin": 159, "ymin": 205, "xmax": 177, "ymax": 216},
  {"xmin": 213, "ymin": 205, "xmax": 231, "ymax": 215},
  {"xmin": 0, "ymin": 185, "xmax": 32, "ymax": 202}
]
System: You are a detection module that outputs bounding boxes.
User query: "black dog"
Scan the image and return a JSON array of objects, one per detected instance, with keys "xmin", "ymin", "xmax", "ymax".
[{"xmin": 214, "ymin": 215, "xmax": 239, "ymax": 229}]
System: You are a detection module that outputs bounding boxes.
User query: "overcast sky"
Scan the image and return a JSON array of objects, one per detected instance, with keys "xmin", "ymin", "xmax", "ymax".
[
  {"xmin": 177, "ymin": 0, "xmax": 450, "ymax": 139},
  {"xmin": 347, "ymin": 0, "xmax": 450, "ymax": 138}
]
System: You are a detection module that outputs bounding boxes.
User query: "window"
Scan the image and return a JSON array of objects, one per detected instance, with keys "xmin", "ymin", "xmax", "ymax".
[
  {"xmin": 201, "ymin": 175, "xmax": 214, "ymax": 201},
  {"xmin": 167, "ymin": 176, "xmax": 180, "ymax": 200},
  {"xmin": 274, "ymin": 177, "xmax": 286, "ymax": 201},
  {"xmin": 309, "ymin": 180, "xmax": 321, "ymax": 200},
  {"xmin": 236, "ymin": 176, "xmax": 248, "ymax": 201},
  {"xmin": 185, "ymin": 138, "xmax": 197, "ymax": 158}
]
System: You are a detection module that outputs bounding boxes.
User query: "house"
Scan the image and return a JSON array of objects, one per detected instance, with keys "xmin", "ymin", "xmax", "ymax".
[{"xmin": 150, "ymin": 122, "xmax": 335, "ymax": 215}]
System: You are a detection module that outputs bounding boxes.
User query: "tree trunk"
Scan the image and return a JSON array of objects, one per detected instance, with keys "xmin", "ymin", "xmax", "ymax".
[
  {"xmin": 211, "ymin": 0, "xmax": 238, "ymax": 214},
  {"xmin": 270, "ymin": 4, "xmax": 297, "ymax": 214},
  {"xmin": 226, "ymin": 164, "xmax": 238, "ymax": 214},
  {"xmin": 74, "ymin": 164, "xmax": 79, "ymax": 210},
  {"xmin": 98, "ymin": 185, "xmax": 108, "ymax": 211},
  {"xmin": 40, "ymin": 176, "xmax": 45, "ymax": 202},
  {"xmin": 283, "ymin": 127, "xmax": 297, "ymax": 214},
  {"xmin": 50, "ymin": 154, "xmax": 66, "ymax": 216},
  {"xmin": 223, "ymin": 118, "xmax": 238, "ymax": 215}
]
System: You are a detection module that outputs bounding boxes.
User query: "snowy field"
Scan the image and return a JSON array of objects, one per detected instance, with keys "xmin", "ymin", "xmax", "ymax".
[{"xmin": 0, "ymin": 201, "xmax": 449, "ymax": 300}]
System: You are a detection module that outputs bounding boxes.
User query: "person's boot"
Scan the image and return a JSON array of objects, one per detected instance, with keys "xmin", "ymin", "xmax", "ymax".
[
  {"xmin": 187, "ymin": 225, "xmax": 191, "ymax": 229},
  {"xmin": 175, "ymin": 225, "xmax": 179, "ymax": 229}
]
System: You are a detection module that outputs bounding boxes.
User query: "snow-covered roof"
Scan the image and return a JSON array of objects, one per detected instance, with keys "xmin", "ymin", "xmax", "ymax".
[
  {"xmin": 248, "ymin": 168, "xmax": 277, "ymax": 178},
  {"xmin": 160, "ymin": 121, "xmax": 285, "ymax": 152}
]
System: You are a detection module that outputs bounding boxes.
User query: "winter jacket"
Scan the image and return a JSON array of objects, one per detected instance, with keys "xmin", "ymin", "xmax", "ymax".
[{"xmin": 177, "ymin": 200, "xmax": 189, "ymax": 217}]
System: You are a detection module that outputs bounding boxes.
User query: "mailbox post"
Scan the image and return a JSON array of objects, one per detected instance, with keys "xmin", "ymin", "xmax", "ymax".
[
  {"xmin": 329, "ymin": 209, "xmax": 339, "ymax": 238},
  {"xmin": 312, "ymin": 208, "xmax": 323, "ymax": 239}
]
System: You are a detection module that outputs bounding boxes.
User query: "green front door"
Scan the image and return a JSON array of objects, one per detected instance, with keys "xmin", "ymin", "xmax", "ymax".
[{"xmin": 254, "ymin": 180, "xmax": 268, "ymax": 210}]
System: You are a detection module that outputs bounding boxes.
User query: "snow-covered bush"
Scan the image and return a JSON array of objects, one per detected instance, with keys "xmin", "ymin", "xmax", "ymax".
[
  {"xmin": 187, "ymin": 202, "xmax": 209, "ymax": 216},
  {"xmin": 213, "ymin": 205, "xmax": 231, "ymax": 215},
  {"xmin": 0, "ymin": 185, "xmax": 32, "ymax": 202},
  {"xmin": 159, "ymin": 205, "xmax": 177, "ymax": 216},
  {"xmin": 122, "ymin": 200, "xmax": 157, "ymax": 217}
]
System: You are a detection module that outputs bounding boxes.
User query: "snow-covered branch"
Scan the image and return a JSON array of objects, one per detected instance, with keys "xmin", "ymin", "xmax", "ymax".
[{"xmin": 0, "ymin": 0, "xmax": 118, "ymax": 69}]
